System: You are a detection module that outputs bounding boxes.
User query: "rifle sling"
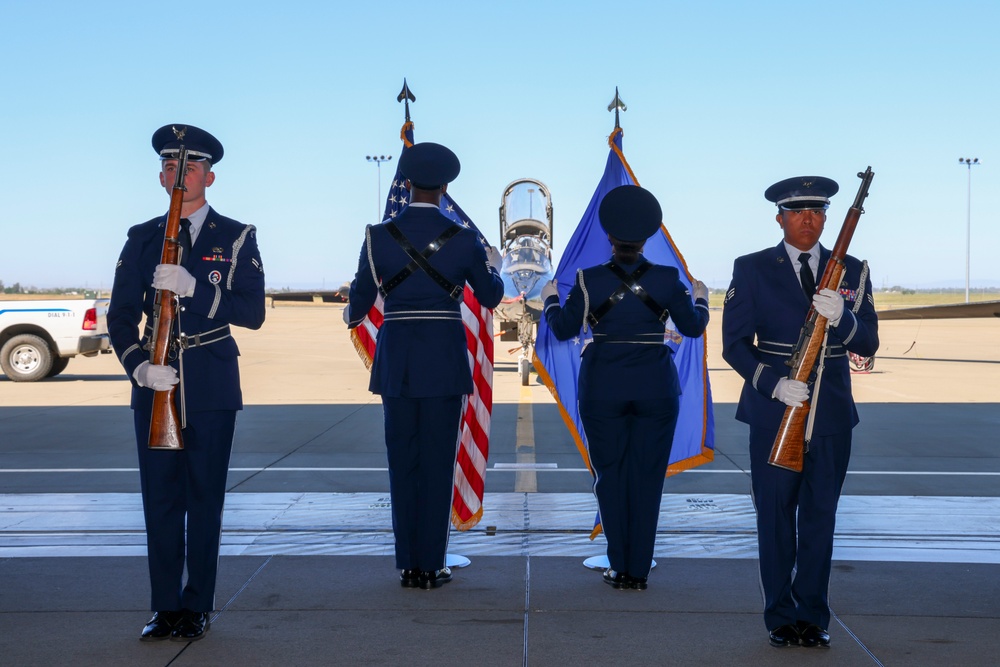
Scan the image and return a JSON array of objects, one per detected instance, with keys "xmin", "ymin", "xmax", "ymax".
[
  {"xmin": 588, "ymin": 261, "xmax": 669, "ymax": 326},
  {"xmin": 380, "ymin": 222, "xmax": 464, "ymax": 301}
]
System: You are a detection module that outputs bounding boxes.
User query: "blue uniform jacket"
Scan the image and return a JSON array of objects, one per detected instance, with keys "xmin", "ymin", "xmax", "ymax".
[
  {"xmin": 347, "ymin": 205, "xmax": 504, "ymax": 398},
  {"xmin": 108, "ymin": 207, "xmax": 266, "ymax": 413},
  {"xmin": 722, "ymin": 242, "xmax": 879, "ymax": 436},
  {"xmin": 543, "ymin": 256, "xmax": 710, "ymax": 401}
]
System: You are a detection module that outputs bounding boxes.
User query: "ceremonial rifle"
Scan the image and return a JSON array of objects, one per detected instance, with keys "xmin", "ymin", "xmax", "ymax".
[
  {"xmin": 768, "ymin": 167, "xmax": 874, "ymax": 472},
  {"xmin": 147, "ymin": 147, "xmax": 189, "ymax": 450}
]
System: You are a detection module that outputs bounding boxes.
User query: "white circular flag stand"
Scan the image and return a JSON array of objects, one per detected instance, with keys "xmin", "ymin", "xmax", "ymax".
[
  {"xmin": 583, "ymin": 555, "xmax": 656, "ymax": 571},
  {"xmin": 446, "ymin": 553, "xmax": 471, "ymax": 568}
]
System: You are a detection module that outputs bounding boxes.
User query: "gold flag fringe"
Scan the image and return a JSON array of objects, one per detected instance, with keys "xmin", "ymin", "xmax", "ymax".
[
  {"xmin": 452, "ymin": 505, "xmax": 482, "ymax": 531},
  {"xmin": 349, "ymin": 328, "xmax": 374, "ymax": 370}
]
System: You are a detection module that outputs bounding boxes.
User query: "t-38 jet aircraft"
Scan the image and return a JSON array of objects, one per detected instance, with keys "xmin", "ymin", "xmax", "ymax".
[{"xmin": 495, "ymin": 178, "xmax": 554, "ymax": 385}]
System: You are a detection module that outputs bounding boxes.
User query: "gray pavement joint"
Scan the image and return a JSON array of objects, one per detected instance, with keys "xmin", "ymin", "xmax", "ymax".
[{"xmin": 834, "ymin": 609, "xmax": 885, "ymax": 666}]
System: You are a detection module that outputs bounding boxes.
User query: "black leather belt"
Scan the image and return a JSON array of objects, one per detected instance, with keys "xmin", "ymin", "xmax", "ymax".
[
  {"xmin": 143, "ymin": 323, "xmax": 231, "ymax": 356},
  {"xmin": 588, "ymin": 261, "xmax": 669, "ymax": 326},
  {"xmin": 380, "ymin": 222, "xmax": 464, "ymax": 300},
  {"xmin": 177, "ymin": 326, "xmax": 232, "ymax": 350}
]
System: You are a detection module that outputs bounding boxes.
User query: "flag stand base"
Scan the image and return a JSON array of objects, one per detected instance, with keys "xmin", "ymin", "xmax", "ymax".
[
  {"xmin": 582, "ymin": 555, "xmax": 656, "ymax": 571},
  {"xmin": 446, "ymin": 553, "xmax": 471, "ymax": 569}
]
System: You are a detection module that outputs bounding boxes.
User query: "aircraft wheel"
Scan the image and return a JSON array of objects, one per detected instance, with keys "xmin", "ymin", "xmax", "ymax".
[{"xmin": 519, "ymin": 358, "xmax": 530, "ymax": 386}]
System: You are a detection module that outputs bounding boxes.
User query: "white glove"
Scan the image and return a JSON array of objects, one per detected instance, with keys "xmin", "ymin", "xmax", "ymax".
[
  {"xmin": 691, "ymin": 279, "xmax": 708, "ymax": 302},
  {"xmin": 153, "ymin": 264, "xmax": 196, "ymax": 298},
  {"xmin": 134, "ymin": 361, "xmax": 179, "ymax": 391},
  {"xmin": 540, "ymin": 279, "xmax": 559, "ymax": 302},
  {"xmin": 812, "ymin": 288, "xmax": 844, "ymax": 326},
  {"xmin": 342, "ymin": 304, "xmax": 351, "ymax": 325},
  {"xmin": 772, "ymin": 378, "xmax": 810, "ymax": 407},
  {"xmin": 486, "ymin": 246, "xmax": 503, "ymax": 271}
]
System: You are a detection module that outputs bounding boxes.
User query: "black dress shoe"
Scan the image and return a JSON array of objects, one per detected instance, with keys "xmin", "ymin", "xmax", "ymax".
[
  {"xmin": 602, "ymin": 569, "xmax": 629, "ymax": 590},
  {"xmin": 140, "ymin": 611, "xmax": 183, "ymax": 641},
  {"xmin": 797, "ymin": 622, "xmax": 831, "ymax": 648},
  {"xmin": 768, "ymin": 623, "xmax": 801, "ymax": 647},
  {"xmin": 400, "ymin": 568, "xmax": 421, "ymax": 588},
  {"xmin": 626, "ymin": 575, "xmax": 648, "ymax": 591},
  {"xmin": 170, "ymin": 610, "xmax": 211, "ymax": 642},
  {"xmin": 420, "ymin": 567, "xmax": 452, "ymax": 590}
]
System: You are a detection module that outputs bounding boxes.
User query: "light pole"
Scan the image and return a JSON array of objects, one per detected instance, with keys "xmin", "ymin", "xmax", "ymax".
[
  {"xmin": 366, "ymin": 154, "xmax": 393, "ymax": 223},
  {"xmin": 958, "ymin": 157, "xmax": 981, "ymax": 303}
]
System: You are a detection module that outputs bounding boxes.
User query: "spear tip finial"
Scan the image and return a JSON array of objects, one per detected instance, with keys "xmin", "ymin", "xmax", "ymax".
[
  {"xmin": 607, "ymin": 86, "xmax": 627, "ymax": 129},
  {"xmin": 397, "ymin": 79, "xmax": 416, "ymax": 122}
]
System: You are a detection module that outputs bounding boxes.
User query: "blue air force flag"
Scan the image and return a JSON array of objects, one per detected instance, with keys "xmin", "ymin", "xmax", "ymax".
[{"xmin": 533, "ymin": 128, "xmax": 715, "ymax": 513}]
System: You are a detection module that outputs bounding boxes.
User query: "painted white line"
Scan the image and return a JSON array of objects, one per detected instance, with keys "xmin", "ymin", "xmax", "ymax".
[
  {"xmin": 495, "ymin": 463, "xmax": 558, "ymax": 470},
  {"xmin": 3, "ymin": 468, "xmax": 1000, "ymax": 476}
]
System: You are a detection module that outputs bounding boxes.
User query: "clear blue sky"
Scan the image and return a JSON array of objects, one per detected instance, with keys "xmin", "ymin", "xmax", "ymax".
[{"xmin": 2, "ymin": 0, "xmax": 997, "ymax": 291}]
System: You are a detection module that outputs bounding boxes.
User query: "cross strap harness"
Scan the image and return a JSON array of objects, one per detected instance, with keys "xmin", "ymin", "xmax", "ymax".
[
  {"xmin": 587, "ymin": 260, "xmax": 670, "ymax": 326},
  {"xmin": 379, "ymin": 222, "xmax": 464, "ymax": 301}
]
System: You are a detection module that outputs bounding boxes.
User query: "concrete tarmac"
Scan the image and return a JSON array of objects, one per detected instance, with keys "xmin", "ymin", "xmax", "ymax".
[{"xmin": 2, "ymin": 303, "xmax": 999, "ymax": 666}]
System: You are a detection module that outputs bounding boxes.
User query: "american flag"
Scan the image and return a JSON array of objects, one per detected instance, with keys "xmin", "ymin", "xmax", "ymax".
[{"xmin": 350, "ymin": 120, "xmax": 494, "ymax": 531}]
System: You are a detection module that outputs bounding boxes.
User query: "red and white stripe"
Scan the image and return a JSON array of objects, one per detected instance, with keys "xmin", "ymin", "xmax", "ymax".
[
  {"xmin": 349, "ymin": 296, "xmax": 384, "ymax": 364},
  {"xmin": 453, "ymin": 286, "xmax": 493, "ymax": 530}
]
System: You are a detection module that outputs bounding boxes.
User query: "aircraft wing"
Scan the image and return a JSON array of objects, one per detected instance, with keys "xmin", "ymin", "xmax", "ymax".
[{"xmin": 879, "ymin": 300, "xmax": 1000, "ymax": 320}]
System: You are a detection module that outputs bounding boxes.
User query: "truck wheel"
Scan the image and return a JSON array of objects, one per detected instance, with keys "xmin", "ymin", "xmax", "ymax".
[
  {"xmin": 1, "ymin": 334, "xmax": 54, "ymax": 382},
  {"xmin": 47, "ymin": 356, "xmax": 71, "ymax": 378}
]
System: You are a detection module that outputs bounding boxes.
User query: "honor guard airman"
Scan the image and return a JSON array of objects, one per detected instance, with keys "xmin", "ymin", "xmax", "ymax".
[
  {"xmin": 108, "ymin": 124, "xmax": 265, "ymax": 641},
  {"xmin": 722, "ymin": 176, "xmax": 879, "ymax": 648},
  {"xmin": 345, "ymin": 142, "xmax": 504, "ymax": 589},
  {"xmin": 541, "ymin": 185, "xmax": 710, "ymax": 591}
]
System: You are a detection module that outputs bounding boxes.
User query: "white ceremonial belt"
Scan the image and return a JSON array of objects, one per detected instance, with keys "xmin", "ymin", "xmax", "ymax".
[
  {"xmin": 382, "ymin": 310, "xmax": 462, "ymax": 322},
  {"xmin": 592, "ymin": 332, "xmax": 666, "ymax": 344},
  {"xmin": 758, "ymin": 340, "xmax": 844, "ymax": 358},
  {"xmin": 178, "ymin": 325, "xmax": 232, "ymax": 350},
  {"xmin": 142, "ymin": 323, "xmax": 232, "ymax": 351}
]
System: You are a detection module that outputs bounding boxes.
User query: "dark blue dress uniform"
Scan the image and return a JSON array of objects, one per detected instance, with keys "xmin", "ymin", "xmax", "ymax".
[
  {"xmin": 346, "ymin": 143, "xmax": 503, "ymax": 578},
  {"xmin": 722, "ymin": 177, "xmax": 879, "ymax": 635},
  {"xmin": 108, "ymin": 125, "xmax": 265, "ymax": 617},
  {"xmin": 543, "ymin": 185, "xmax": 710, "ymax": 583}
]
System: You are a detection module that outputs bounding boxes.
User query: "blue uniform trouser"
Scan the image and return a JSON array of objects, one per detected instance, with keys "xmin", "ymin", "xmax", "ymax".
[
  {"xmin": 749, "ymin": 426, "xmax": 852, "ymax": 630},
  {"xmin": 580, "ymin": 397, "xmax": 680, "ymax": 578},
  {"xmin": 134, "ymin": 409, "xmax": 236, "ymax": 612},
  {"xmin": 382, "ymin": 395, "xmax": 463, "ymax": 571}
]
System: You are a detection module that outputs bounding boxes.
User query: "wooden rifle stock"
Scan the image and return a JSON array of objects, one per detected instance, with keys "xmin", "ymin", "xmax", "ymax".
[
  {"xmin": 147, "ymin": 147, "xmax": 189, "ymax": 450},
  {"xmin": 769, "ymin": 167, "xmax": 874, "ymax": 472}
]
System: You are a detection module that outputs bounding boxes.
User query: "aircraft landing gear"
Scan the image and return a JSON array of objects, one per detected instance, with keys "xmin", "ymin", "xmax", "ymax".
[{"xmin": 517, "ymin": 318, "xmax": 535, "ymax": 386}]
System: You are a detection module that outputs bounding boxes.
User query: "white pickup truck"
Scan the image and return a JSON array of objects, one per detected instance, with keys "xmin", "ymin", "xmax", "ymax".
[{"xmin": 0, "ymin": 298, "xmax": 112, "ymax": 382}]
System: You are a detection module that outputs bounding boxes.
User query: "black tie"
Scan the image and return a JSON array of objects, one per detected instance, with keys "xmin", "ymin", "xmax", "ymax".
[
  {"xmin": 179, "ymin": 218, "xmax": 192, "ymax": 263},
  {"xmin": 798, "ymin": 252, "xmax": 816, "ymax": 297}
]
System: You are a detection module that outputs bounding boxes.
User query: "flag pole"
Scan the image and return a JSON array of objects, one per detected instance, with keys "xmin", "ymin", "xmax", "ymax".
[{"xmin": 583, "ymin": 89, "xmax": 657, "ymax": 573}]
